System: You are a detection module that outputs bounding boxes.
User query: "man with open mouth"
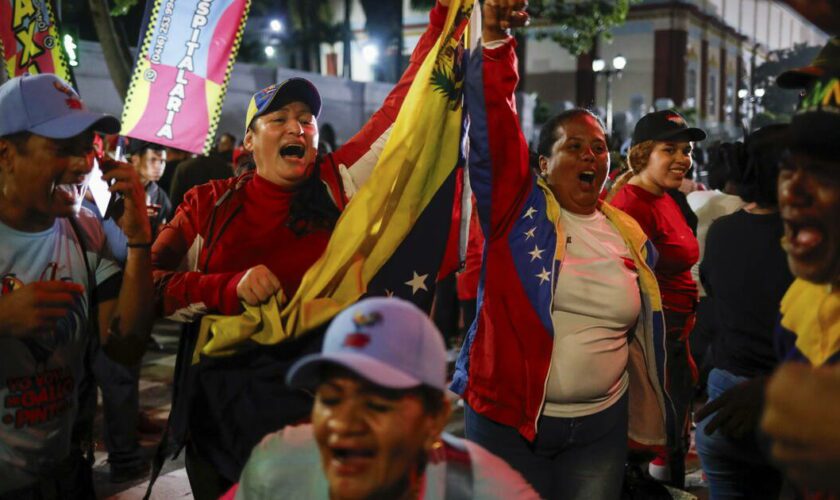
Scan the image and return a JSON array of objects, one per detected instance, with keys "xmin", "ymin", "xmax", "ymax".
[
  {"xmin": 760, "ymin": 71, "xmax": 840, "ymax": 495},
  {"xmin": 230, "ymin": 297, "xmax": 538, "ymax": 499},
  {"xmin": 0, "ymin": 73, "xmax": 154, "ymax": 497}
]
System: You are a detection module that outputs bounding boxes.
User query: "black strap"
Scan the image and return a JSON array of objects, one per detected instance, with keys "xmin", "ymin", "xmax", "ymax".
[
  {"xmin": 143, "ymin": 425, "xmax": 170, "ymax": 500},
  {"xmin": 67, "ymin": 216, "xmax": 98, "ymax": 470}
]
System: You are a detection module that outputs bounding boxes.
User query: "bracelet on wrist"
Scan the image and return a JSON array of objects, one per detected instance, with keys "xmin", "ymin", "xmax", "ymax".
[{"xmin": 126, "ymin": 241, "xmax": 152, "ymax": 249}]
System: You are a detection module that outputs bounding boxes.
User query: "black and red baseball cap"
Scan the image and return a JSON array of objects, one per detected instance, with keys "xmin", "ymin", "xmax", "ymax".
[{"xmin": 631, "ymin": 110, "xmax": 707, "ymax": 147}]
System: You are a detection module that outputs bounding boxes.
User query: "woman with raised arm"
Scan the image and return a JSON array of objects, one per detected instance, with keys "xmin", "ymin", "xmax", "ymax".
[{"xmin": 450, "ymin": 2, "xmax": 675, "ymax": 498}]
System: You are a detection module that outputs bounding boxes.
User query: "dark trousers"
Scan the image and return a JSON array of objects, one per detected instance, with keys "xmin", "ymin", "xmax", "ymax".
[
  {"xmin": 91, "ymin": 344, "xmax": 144, "ymax": 469},
  {"xmin": 663, "ymin": 308, "xmax": 698, "ymax": 489},
  {"xmin": 465, "ymin": 393, "xmax": 629, "ymax": 499},
  {"xmin": 0, "ymin": 449, "xmax": 95, "ymax": 500},
  {"xmin": 185, "ymin": 441, "xmax": 233, "ymax": 500}
]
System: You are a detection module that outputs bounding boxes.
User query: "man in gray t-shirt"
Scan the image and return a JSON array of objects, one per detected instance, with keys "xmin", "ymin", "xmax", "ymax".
[{"xmin": 0, "ymin": 74, "xmax": 154, "ymax": 496}]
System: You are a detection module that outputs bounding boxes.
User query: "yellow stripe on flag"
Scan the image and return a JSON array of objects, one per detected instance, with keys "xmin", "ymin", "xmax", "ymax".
[{"xmin": 195, "ymin": 0, "xmax": 475, "ymax": 363}]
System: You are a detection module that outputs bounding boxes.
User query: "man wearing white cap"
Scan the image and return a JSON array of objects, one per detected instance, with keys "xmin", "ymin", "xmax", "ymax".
[
  {"xmin": 0, "ymin": 73, "xmax": 154, "ymax": 496},
  {"xmin": 230, "ymin": 297, "xmax": 538, "ymax": 500}
]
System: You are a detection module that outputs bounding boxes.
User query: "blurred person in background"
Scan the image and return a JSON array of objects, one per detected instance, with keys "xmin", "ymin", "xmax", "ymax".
[
  {"xmin": 688, "ymin": 142, "xmax": 748, "ymax": 389},
  {"xmin": 158, "ymin": 147, "xmax": 192, "ymax": 196},
  {"xmin": 126, "ymin": 140, "xmax": 172, "ymax": 237},
  {"xmin": 693, "ymin": 124, "xmax": 794, "ymax": 499},
  {"xmin": 610, "ymin": 110, "xmax": 706, "ymax": 488},
  {"xmin": 215, "ymin": 132, "xmax": 237, "ymax": 165},
  {"xmin": 168, "ymin": 154, "xmax": 233, "ymax": 209}
]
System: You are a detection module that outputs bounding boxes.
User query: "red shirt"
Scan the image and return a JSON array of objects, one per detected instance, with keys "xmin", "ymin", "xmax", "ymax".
[
  {"xmin": 206, "ymin": 174, "xmax": 332, "ymax": 311},
  {"xmin": 611, "ymin": 184, "xmax": 699, "ymax": 313}
]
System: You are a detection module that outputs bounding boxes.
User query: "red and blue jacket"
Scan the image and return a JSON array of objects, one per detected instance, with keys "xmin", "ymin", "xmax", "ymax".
[{"xmin": 450, "ymin": 39, "xmax": 677, "ymax": 447}]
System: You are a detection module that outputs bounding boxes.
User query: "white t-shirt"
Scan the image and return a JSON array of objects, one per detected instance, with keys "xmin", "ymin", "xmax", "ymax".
[
  {"xmin": 687, "ymin": 190, "xmax": 745, "ymax": 297},
  {"xmin": 543, "ymin": 209, "xmax": 641, "ymax": 418},
  {"xmin": 0, "ymin": 210, "xmax": 120, "ymax": 493},
  {"xmin": 235, "ymin": 425, "xmax": 540, "ymax": 500}
]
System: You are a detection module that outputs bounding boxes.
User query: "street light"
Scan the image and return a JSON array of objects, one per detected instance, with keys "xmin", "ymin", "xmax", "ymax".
[
  {"xmin": 753, "ymin": 87, "xmax": 766, "ymax": 98},
  {"xmin": 362, "ymin": 42, "xmax": 380, "ymax": 65},
  {"xmin": 269, "ymin": 19, "xmax": 283, "ymax": 33},
  {"xmin": 264, "ymin": 45, "xmax": 276, "ymax": 58},
  {"xmin": 592, "ymin": 54, "xmax": 627, "ymax": 136}
]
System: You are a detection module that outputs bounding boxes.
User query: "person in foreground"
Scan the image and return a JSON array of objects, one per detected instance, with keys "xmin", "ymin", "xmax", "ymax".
[
  {"xmin": 0, "ymin": 73, "xmax": 153, "ymax": 496},
  {"xmin": 450, "ymin": 2, "xmax": 675, "ymax": 498},
  {"xmin": 230, "ymin": 297, "xmax": 539, "ymax": 500},
  {"xmin": 759, "ymin": 71, "xmax": 840, "ymax": 495},
  {"xmin": 693, "ymin": 125, "xmax": 793, "ymax": 499}
]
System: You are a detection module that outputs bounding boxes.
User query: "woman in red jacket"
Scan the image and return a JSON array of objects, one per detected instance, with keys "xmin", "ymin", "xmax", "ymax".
[
  {"xmin": 610, "ymin": 110, "xmax": 706, "ymax": 488},
  {"xmin": 149, "ymin": 2, "xmax": 452, "ymax": 497}
]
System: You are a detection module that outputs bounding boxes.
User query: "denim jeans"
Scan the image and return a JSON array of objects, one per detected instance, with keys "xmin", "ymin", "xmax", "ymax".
[
  {"xmin": 465, "ymin": 392, "xmax": 628, "ymax": 500},
  {"xmin": 695, "ymin": 368, "xmax": 782, "ymax": 499}
]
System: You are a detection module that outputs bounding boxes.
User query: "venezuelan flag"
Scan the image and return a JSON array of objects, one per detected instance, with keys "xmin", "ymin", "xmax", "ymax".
[{"xmin": 194, "ymin": 0, "xmax": 476, "ymax": 362}]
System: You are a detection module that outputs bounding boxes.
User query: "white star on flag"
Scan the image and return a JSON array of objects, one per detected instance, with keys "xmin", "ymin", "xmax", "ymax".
[
  {"xmin": 523, "ymin": 206, "xmax": 538, "ymax": 219},
  {"xmin": 528, "ymin": 244, "xmax": 545, "ymax": 262},
  {"xmin": 535, "ymin": 267, "xmax": 551, "ymax": 284},
  {"xmin": 405, "ymin": 271, "xmax": 429, "ymax": 295},
  {"xmin": 524, "ymin": 227, "xmax": 536, "ymax": 240}
]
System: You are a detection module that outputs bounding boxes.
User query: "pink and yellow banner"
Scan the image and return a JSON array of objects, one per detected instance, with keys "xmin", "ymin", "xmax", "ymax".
[
  {"xmin": 0, "ymin": 0, "xmax": 72, "ymax": 82},
  {"xmin": 121, "ymin": 0, "xmax": 250, "ymax": 154}
]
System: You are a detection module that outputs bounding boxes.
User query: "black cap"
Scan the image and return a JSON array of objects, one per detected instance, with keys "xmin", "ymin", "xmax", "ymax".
[
  {"xmin": 789, "ymin": 73, "xmax": 840, "ymax": 156},
  {"xmin": 776, "ymin": 37, "xmax": 840, "ymax": 90},
  {"xmin": 631, "ymin": 110, "xmax": 707, "ymax": 147}
]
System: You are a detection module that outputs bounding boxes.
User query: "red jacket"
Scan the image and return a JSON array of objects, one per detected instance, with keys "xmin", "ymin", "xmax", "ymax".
[{"xmin": 151, "ymin": 3, "xmax": 449, "ymax": 320}]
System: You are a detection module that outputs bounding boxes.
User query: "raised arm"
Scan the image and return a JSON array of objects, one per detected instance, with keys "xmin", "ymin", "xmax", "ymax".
[
  {"xmin": 328, "ymin": 1, "xmax": 451, "ymax": 193},
  {"xmin": 96, "ymin": 160, "xmax": 154, "ymax": 364},
  {"xmin": 465, "ymin": 1, "xmax": 531, "ymax": 239}
]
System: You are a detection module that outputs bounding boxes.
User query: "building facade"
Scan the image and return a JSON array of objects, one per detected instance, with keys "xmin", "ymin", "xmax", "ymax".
[{"xmin": 524, "ymin": 0, "xmax": 827, "ymax": 141}]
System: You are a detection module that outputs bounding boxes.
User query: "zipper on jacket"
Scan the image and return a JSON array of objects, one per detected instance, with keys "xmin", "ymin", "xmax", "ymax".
[{"xmin": 534, "ymin": 204, "xmax": 562, "ymax": 435}]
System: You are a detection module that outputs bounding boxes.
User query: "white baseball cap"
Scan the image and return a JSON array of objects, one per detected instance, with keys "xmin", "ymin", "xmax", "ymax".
[{"xmin": 287, "ymin": 297, "xmax": 447, "ymax": 391}]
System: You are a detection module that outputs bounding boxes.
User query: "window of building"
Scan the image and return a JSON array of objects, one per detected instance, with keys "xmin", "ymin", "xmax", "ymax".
[
  {"xmin": 708, "ymin": 74, "xmax": 717, "ymax": 119},
  {"xmin": 686, "ymin": 68, "xmax": 697, "ymax": 109}
]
